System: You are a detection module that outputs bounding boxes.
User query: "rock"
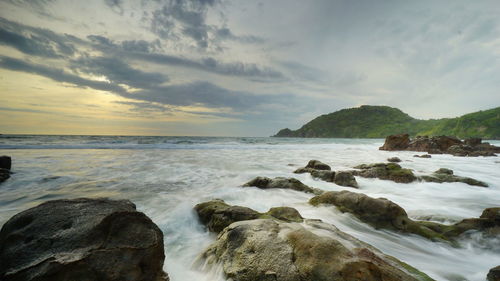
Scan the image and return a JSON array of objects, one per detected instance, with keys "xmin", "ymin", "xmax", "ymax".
[
  {"xmin": 294, "ymin": 163, "xmax": 335, "ymax": 182},
  {"xmin": 387, "ymin": 157, "xmax": 402, "ymax": 162},
  {"xmin": 305, "ymin": 159, "xmax": 331, "ymax": 170},
  {"xmin": 243, "ymin": 177, "xmax": 323, "ymax": 195},
  {"xmin": 465, "ymin": 138, "xmax": 482, "ymax": 146},
  {"xmin": 195, "ymin": 200, "xmax": 304, "ymax": 233},
  {"xmin": 310, "ymin": 170, "xmax": 336, "ymax": 182},
  {"xmin": 0, "ymin": 168, "xmax": 10, "ymax": 183},
  {"xmin": 433, "ymin": 136, "xmax": 463, "ymax": 151},
  {"xmin": 201, "ymin": 218, "xmax": 433, "ymax": 281},
  {"xmin": 0, "ymin": 198, "xmax": 168, "ymax": 281},
  {"xmin": 0, "ymin": 156, "xmax": 11, "ymax": 170},
  {"xmin": 333, "ymin": 171, "xmax": 358, "ymax": 188},
  {"xmin": 413, "ymin": 154, "xmax": 431, "ymax": 158},
  {"xmin": 380, "ymin": 134, "xmax": 499, "ymax": 156},
  {"xmin": 194, "ymin": 199, "xmax": 260, "ymax": 233},
  {"xmin": 309, "ymin": 191, "xmax": 499, "ymax": 242},
  {"xmin": 487, "ymin": 266, "xmax": 500, "ymax": 281},
  {"xmin": 379, "ymin": 134, "xmax": 410, "ymax": 151},
  {"xmin": 266, "ymin": 207, "xmax": 303, "ymax": 223},
  {"xmin": 309, "ymin": 191, "xmax": 411, "ymax": 231},
  {"xmin": 352, "ymin": 163, "xmax": 417, "ymax": 183},
  {"xmin": 447, "ymin": 145, "xmax": 469, "ymax": 156},
  {"xmin": 420, "ymin": 168, "xmax": 488, "ymax": 187}
]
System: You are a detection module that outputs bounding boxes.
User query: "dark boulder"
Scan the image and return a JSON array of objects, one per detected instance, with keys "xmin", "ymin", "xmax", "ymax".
[
  {"xmin": 414, "ymin": 154, "xmax": 432, "ymax": 158},
  {"xmin": 333, "ymin": 171, "xmax": 358, "ymax": 188},
  {"xmin": 465, "ymin": 138, "xmax": 482, "ymax": 146},
  {"xmin": 305, "ymin": 159, "xmax": 331, "ymax": 170},
  {"xmin": 420, "ymin": 168, "xmax": 488, "ymax": 187},
  {"xmin": 352, "ymin": 163, "xmax": 417, "ymax": 183},
  {"xmin": 387, "ymin": 157, "xmax": 402, "ymax": 162},
  {"xmin": 194, "ymin": 200, "xmax": 304, "ymax": 233},
  {"xmin": 0, "ymin": 156, "xmax": 11, "ymax": 170},
  {"xmin": 243, "ymin": 176, "xmax": 323, "ymax": 195},
  {"xmin": 379, "ymin": 134, "xmax": 410, "ymax": 151},
  {"xmin": 194, "ymin": 200, "xmax": 260, "ymax": 233},
  {"xmin": 310, "ymin": 170, "xmax": 336, "ymax": 182},
  {"xmin": 310, "ymin": 191, "xmax": 499, "ymax": 242},
  {"xmin": 0, "ymin": 168, "xmax": 9, "ymax": 183},
  {"xmin": 487, "ymin": 266, "xmax": 500, "ymax": 281},
  {"xmin": 0, "ymin": 198, "xmax": 168, "ymax": 281}
]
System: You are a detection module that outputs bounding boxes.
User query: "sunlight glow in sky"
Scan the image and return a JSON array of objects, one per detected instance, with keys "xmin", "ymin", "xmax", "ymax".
[{"xmin": 1, "ymin": 0, "xmax": 499, "ymax": 136}]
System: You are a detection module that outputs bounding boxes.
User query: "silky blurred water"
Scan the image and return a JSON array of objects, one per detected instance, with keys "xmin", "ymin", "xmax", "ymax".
[{"xmin": 0, "ymin": 135, "xmax": 499, "ymax": 281}]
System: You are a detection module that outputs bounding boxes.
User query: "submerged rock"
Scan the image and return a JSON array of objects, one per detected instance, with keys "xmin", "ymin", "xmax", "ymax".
[
  {"xmin": 352, "ymin": 163, "xmax": 417, "ymax": 183},
  {"xmin": 488, "ymin": 266, "xmax": 500, "ymax": 281},
  {"xmin": 243, "ymin": 176, "xmax": 323, "ymax": 195},
  {"xmin": 201, "ymin": 218, "xmax": 434, "ymax": 281},
  {"xmin": 333, "ymin": 171, "xmax": 358, "ymax": 188},
  {"xmin": 413, "ymin": 154, "xmax": 432, "ymax": 158},
  {"xmin": 387, "ymin": 157, "xmax": 402, "ymax": 162},
  {"xmin": 420, "ymin": 168, "xmax": 488, "ymax": 187},
  {"xmin": 309, "ymin": 191, "xmax": 499, "ymax": 242},
  {"xmin": 0, "ymin": 198, "xmax": 168, "ymax": 281}
]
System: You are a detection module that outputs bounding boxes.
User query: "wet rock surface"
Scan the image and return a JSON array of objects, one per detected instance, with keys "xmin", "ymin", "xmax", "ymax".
[
  {"xmin": 194, "ymin": 199, "xmax": 304, "ymax": 233},
  {"xmin": 0, "ymin": 156, "xmax": 11, "ymax": 170},
  {"xmin": 0, "ymin": 156, "xmax": 11, "ymax": 183},
  {"xmin": 419, "ymin": 168, "xmax": 488, "ymax": 187},
  {"xmin": 333, "ymin": 171, "xmax": 358, "ymax": 188},
  {"xmin": 304, "ymin": 159, "xmax": 331, "ymax": 170},
  {"xmin": 309, "ymin": 191, "xmax": 499, "ymax": 242},
  {"xmin": 243, "ymin": 176, "xmax": 323, "ymax": 195},
  {"xmin": 488, "ymin": 265, "xmax": 500, "ymax": 281},
  {"xmin": 387, "ymin": 157, "xmax": 402, "ymax": 162},
  {"xmin": 0, "ymin": 198, "xmax": 168, "ymax": 281},
  {"xmin": 201, "ymin": 218, "xmax": 433, "ymax": 281},
  {"xmin": 351, "ymin": 163, "xmax": 417, "ymax": 183},
  {"xmin": 380, "ymin": 134, "xmax": 499, "ymax": 157},
  {"xmin": 413, "ymin": 154, "xmax": 432, "ymax": 158}
]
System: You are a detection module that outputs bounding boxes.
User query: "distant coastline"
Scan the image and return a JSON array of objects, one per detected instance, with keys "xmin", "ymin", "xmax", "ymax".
[{"xmin": 273, "ymin": 105, "xmax": 500, "ymax": 139}]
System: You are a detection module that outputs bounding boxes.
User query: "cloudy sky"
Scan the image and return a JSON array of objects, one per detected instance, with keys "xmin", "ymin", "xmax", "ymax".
[{"xmin": 0, "ymin": 0, "xmax": 499, "ymax": 136}]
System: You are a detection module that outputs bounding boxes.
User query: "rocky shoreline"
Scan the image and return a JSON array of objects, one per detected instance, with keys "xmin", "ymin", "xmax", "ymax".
[
  {"xmin": 1, "ymin": 141, "xmax": 499, "ymax": 281},
  {"xmin": 379, "ymin": 134, "xmax": 500, "ymax": 157}
]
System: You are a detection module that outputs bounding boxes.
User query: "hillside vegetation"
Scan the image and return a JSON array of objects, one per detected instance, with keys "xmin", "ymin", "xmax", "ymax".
[{"xmin": 273, "ymin": 105, "xmax": 500, "ymax": 139}]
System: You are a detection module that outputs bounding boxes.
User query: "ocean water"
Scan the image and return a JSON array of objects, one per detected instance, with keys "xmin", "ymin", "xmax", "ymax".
[{"xmin": 0, "ymin": 134, "xmax": 499, "ymax": 281}]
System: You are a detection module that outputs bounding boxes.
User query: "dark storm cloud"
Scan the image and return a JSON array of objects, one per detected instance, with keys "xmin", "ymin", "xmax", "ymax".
[
  {"xmin": 70, "ymin": 56, "xmax": 169, "ymax": 89},
  {"xmin": 123, "ymin": 81, "xmax": 281, "ymax": 109},
  {"xmin": 0, "ymin": 17, "xmax": 77, "ymax": 57},
  {"xmin": 87, "ymin": 34, "xmax": 283, "ymax": 79},
  {"xmin": 0, "ymin": 55, "xmax": 127, "ymax": 94},
  {"xmin": 114, "ymin": 101, "xmax": 174, "ymax": 115},
  {"xmin": 0, "ymin": 27, "xmax": 61, "ymax": 58},
  {"xmin": 0, "ymin": 55, "xmax": 292, "ymax": 113},
  {"xmin": 0, "ymin": 16, "xmax": 281, "ymax": 81},
  {"xmin": 148, "ymin": 0, "xmax": 264, "ymax": 50},
  {"xmin": 150, "ymin": 0, "xmax": 215, "ymax": 48}
]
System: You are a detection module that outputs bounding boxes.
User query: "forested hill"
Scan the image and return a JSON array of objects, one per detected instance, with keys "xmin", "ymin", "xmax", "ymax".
[{"xmin": 273, "ymin": 105, "xmax": 500, "ymax": 139}]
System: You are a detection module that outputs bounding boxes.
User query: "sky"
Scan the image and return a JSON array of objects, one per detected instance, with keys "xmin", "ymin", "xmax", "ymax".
[{"xmin": 0, "ymin": 0, "xmax": 499, "ymax": 136}]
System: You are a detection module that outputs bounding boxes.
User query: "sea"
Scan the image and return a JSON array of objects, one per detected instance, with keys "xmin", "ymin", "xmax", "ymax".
[{"xmin": 0, "ymin": 134, "xmax": 499, "ymax": 281}]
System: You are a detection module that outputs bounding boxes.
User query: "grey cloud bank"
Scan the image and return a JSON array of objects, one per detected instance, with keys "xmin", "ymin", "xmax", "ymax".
[{"xmin": 0, "ymin": 0, "xmax": 499, "ymax": 136}]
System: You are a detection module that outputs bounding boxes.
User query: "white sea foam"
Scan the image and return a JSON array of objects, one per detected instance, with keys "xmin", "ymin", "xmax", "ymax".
[{"xmin": 0, "ymin": 136, "xmax": 499, "ymax": 281}]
